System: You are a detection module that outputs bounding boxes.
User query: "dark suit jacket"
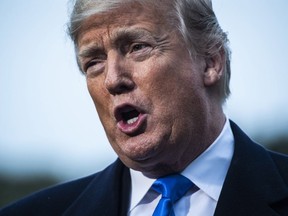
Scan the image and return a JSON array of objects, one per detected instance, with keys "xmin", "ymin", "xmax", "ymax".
[{"xmin": 1, "ymin": 121, "xmax": 288, "ymax": 216}]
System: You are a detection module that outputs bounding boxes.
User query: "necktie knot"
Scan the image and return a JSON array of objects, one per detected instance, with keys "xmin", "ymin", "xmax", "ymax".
[{"xmin": 152, "ymin": 174, "xmax": 194, "ymax": 216}]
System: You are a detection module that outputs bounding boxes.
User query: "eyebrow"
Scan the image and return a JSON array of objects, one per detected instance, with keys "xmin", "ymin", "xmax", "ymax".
[
  {"xmin": 78, "ymin": 27, "xmax": 156, "ymax": 59},
  {"xmin": 78, "ymin": 45, "xmax": 104, "ymax": 59},
  {"xmin": 113, "ymin": 28, "xmax": 153, "ymax": 43}
]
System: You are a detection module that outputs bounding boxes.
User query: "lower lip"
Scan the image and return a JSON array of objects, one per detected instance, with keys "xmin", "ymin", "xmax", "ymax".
[{"xmin": 117, "ymin": 113, "xmax": 147, "ymax": 135}]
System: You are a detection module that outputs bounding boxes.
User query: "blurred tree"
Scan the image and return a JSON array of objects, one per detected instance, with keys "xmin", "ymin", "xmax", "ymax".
[
  {"xmin": 265, "ymin": 136, "xmax": 288, "ymax": 155},
  {"xmin": 0, "ymin": 175, "xmax": 59, "ymax": 208}
]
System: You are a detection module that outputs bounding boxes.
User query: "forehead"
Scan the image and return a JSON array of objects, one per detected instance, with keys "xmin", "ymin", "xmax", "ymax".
[{"xmin": 77, "ymin": 2, "xmax": 172, "ymax": 47}]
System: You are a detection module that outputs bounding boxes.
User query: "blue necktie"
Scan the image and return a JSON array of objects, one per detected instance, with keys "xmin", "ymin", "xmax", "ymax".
[{"xmin": 152, "ymin": 174, "xmax": 194, "ymax": 216}]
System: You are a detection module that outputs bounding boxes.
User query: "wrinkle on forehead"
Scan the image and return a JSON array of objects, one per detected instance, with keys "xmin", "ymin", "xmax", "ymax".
[
  {"xmin": 78, "ymin": 27, "xmax": 153, "ymax": 58},
  {"xmin": 76, "ymin": 1, "xmax": 174, "ymax": 47},
  {"xmin": 79, "ymin": 26, "xmax": 158, "ymax": 50}
]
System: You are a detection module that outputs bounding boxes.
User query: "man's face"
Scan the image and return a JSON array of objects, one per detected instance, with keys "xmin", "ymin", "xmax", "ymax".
[{"xmin": 77, "ymin": 3, "xmax": 211, "ymax": 177}]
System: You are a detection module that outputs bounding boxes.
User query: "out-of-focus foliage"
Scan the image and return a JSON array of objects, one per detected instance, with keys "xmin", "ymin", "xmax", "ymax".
[
  {"xmin": 265, "ymin": 136, "xmax": 288, "ymax": 155},
  {"xmin": 0, "ymin": 175, "xmax": 59, "ymax": 208}
]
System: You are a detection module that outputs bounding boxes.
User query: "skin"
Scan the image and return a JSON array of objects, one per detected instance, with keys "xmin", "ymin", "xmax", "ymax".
[{"xmin": 77, "ymin": 3, "xmax": 225, "ymax": 178}]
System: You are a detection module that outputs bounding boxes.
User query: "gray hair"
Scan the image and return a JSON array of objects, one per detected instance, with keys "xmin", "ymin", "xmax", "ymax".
[{"xmin": 68, "ymin": 0, "xmax": 231, "ymax": 102}]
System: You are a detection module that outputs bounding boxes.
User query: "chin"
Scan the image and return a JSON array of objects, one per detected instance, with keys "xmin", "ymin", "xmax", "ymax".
[
  {"xmin": 115, "ymin": 134, "xmax": 161, "ymax": 159},
  {"xmin": 138, "ymin": 163, "xmax": 181, "ymax": 179},
  {"xmin": 120, "ymin": 152, "xmax": 180, "ymax": 179},
  {"xmin": 120, "ymin": 146, "xmax": 157, "ymax": 163}
]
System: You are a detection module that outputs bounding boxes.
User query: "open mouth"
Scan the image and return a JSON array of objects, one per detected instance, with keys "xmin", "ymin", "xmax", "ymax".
[
  {"xmin": 115, "ymin": 105, "xmax": 140, "ymax": 124},
  {"xmin": 114, "ymin": 104, "xmax": 147, "ymax": 134},
  {"xmin": 122, "ymin": 109, "xmax": 140, "ymax": 125}
]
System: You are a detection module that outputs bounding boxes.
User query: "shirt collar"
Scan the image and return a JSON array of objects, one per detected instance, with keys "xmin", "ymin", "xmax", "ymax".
[
  {"xmin": 129, "ymin": 168, "xmax": 156, "ymax": 211},
  {"xmin": 129, "ymin": 118, "xmax": 234, "ymax": 209},
  {"xmin": 182, "ymin": 118, "xmax": 234, "ymax": 201}
]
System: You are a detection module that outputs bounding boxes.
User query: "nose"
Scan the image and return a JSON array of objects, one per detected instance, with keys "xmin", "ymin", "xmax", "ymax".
[{"xmin": 104, "ymin": 51, "xmax": 135, "ymax": 95}]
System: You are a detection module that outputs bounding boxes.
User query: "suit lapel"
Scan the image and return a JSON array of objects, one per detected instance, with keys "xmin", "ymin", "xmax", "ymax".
[
  {"xmin": 214, "ymin": 121, "xmax": 288, "ymax": 216},
  {"xmin": 63, "ymin": 159, "xmax": 131, "ymax": 216}
]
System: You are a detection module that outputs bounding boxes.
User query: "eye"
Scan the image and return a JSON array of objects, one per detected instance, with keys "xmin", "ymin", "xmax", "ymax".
[
  {"xmin": 130, "ymin": 43, "xmax": 150, "ymax": 53},
  {"xmin": 84, "ymin": 59, "xmax": 105, "ymax": 75}
]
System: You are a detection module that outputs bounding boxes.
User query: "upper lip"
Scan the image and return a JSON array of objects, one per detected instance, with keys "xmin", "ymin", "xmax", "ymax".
[{"xmin": 114, "ymin": 102, "xmax": 145, "ymax": 122}]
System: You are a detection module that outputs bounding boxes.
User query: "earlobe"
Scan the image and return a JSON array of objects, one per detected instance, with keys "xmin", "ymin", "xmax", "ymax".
[{"xmin": 204, "ymin": 67, "xmax": 222, "ymax": 86}]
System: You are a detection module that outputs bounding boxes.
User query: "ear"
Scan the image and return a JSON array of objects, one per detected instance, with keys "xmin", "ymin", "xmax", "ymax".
[{"xmin": 204, "ymin": 53, "xmax": 223, "ymax": 87}]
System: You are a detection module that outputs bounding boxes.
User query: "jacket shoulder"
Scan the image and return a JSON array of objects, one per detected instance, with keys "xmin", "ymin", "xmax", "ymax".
[{"xmin": 215, "ymin": 121, "xmax": 288, "ymax": 215}]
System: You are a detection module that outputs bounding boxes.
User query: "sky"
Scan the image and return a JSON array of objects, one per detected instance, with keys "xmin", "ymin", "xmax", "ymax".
[{"xmin": 0, "ymin": 0, "xmax": 288, "ymax": 181}]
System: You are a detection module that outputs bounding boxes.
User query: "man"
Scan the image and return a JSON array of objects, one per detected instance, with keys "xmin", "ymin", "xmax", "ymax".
[{"xmin": 1, "ymin": 0, "xmax": 288, "ymax": 215}]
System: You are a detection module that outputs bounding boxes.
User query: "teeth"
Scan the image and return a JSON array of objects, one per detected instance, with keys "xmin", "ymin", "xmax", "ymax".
[{"xmin": 127, "ymin": 117, "xmax": 138, "ymax": 125}]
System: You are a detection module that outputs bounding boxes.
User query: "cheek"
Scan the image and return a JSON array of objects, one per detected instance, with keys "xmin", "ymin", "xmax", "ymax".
[
  {"xmin": 137, "ymin": 60, "xmax": 176, "ymax": 92},
  {"xmin": 87, "ymin": 76, "xmax": 106, "ymax": 103},
  {"xmin": 87, "ymin": 79, "xmax": 112, "ymax": 122},
  {"xmin": 139, "ymin": 58, "xmax": 197, "ymax": 102},
  {"xmin": 140, "ymin": 58, "xmax": 205, "ymax": 126}
]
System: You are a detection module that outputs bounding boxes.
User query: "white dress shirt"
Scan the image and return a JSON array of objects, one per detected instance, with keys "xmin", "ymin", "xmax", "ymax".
[{"xmin": 128, "ymin": 119, "xmax": 234, "ymax": 216}]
